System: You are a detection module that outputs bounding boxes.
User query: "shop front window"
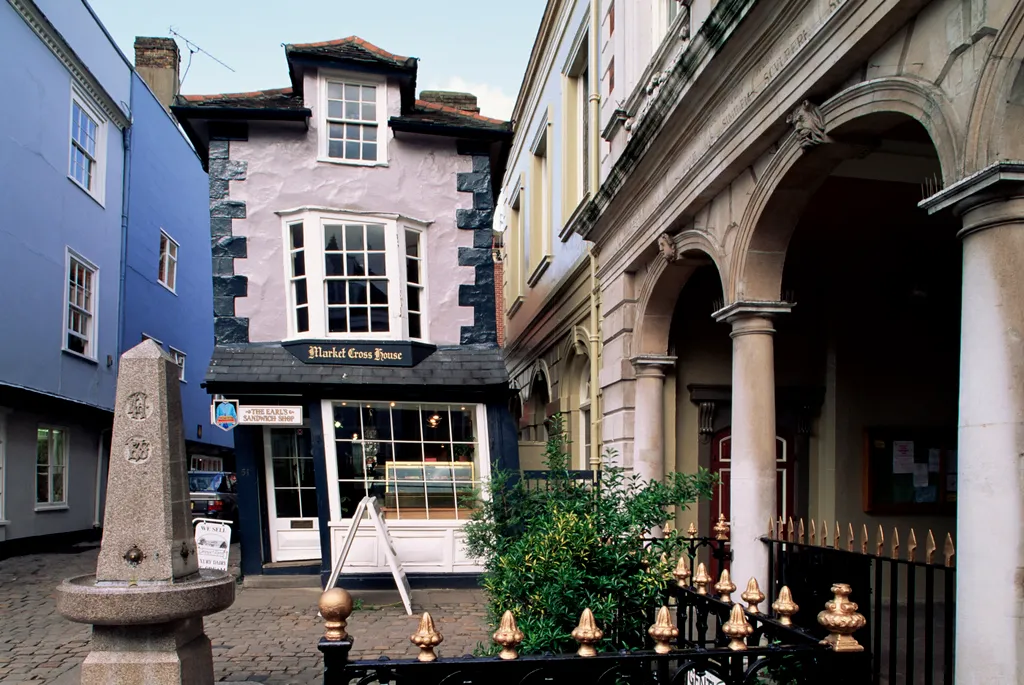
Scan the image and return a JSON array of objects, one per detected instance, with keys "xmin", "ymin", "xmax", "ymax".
[{"xmin": 332, "ymin": 401, "xmax": 482, "ymax": 520}]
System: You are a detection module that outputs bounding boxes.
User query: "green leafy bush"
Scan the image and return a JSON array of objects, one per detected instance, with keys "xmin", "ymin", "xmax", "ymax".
[{"xmin": 464, "ymin": 415, "xmax": 717, "ymax": 655}]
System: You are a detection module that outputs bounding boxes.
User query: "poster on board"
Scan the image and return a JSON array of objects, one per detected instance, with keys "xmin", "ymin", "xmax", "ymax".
[{"xmin": 194, "ymin": 519, "xmax": 232, "ymax": 571}]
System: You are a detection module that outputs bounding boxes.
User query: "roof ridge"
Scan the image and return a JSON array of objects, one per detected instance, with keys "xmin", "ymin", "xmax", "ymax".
[
  {"xmin": 413, "ymin": 98, "xmax": 507, "ymax": 125},
  {"xmin": 286, "ymin": 35, "xmax": 409, "ymax": 63},
  {"xmin": 179, "ymin": 87, "xmax": 294, "ymax": 102}
]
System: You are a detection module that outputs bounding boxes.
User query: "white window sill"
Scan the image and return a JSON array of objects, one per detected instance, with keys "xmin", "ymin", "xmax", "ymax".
[
  {"xmin": 67, "ymin": 174, "xmax": 105, "ymax": 208},
  {"xmin": 62, "ymin": 348, "xmax": 98, "ymax": 364},
  {"xmin": 0, "ymin": 520, "xmax": 10, "ymax": 526},
  {"xmin": 158, "ymin": 280, "xmax": 178, "ymax": 295},
  {"xmin": 507, "ymin": 296, "xmax": 525, "ymax": 318},
  {"xmin": 316, "ymin": 156, "xmax": 389, "ymax": 168},
  {"xmin": 35, "ymin": 504, "xmax": 69, "ymax": 512},
  {"xmin": 527, "ymin": 255, "xmax": 553, "ymax": 288}
]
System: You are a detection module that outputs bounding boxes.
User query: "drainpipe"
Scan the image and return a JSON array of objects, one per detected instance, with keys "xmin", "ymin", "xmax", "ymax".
[
  {"xmin": 94, "ymin": 429, "xmax": 110, "ymax": 527},
  {"xmin": 117, "ymin": 97, "xmax": 134, "ymax": 370},
  {"xmin": 587, "ymin": 0, "xmax": 602, "ymax": 478}
]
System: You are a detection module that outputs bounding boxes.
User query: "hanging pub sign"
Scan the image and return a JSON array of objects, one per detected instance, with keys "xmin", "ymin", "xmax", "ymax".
[
  {"xmin": 282, "ymin": 340, "xmax": 436, "ymax": 367},
  {"xmin": 212, "ymin": 399, "xmax": 239, "ymax": 432}
]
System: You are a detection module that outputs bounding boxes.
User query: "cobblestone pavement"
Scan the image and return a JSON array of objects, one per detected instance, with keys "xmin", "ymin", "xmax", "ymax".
[{"xmin": 0, "ymin": 545, "xmax": 490, "ymax": 684}]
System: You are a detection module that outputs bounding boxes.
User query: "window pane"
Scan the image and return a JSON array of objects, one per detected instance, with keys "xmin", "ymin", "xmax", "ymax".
[
  {"xmin": 406, "ymin": 258, "xmax": 420, "ymax": 283},
  {"xmin": 345, "ymin": 225, "xmax": 364, "ymax": 250},
  {"xmin": 370, "ymin": 307, "xmax": 390, "ymax": 331},
  {"xmin": 294, "ymin": 280, "xmax": 308, "ymax": 306},
  {"xmin": 326, "ymin": 280, "xmax": 347, "ymax": 305},
  {"xmin": 292, "ymin": 251, "xmax": 306, "ymax": 277},
  {"xmin": 68, "ymin": 332, "xmax": 86, "ymax": 355},
  {"xmin": 274, "ymin": 489, "xmax": 301, "ymax": 518},
  {"xmin": 366, "ymin": 225, "xmax": 385, "ymax": 251},
  {"xmin": 367, "ymin": 254, "xmax": 386, "ymax": 277},
  {"xmin": 52, "ymin": 468, "xmax": 65, "ymax": 502},
  {"xmin": 299, "ymin": 489, "xmax": 319, "ymax": 518},
  {"xmin": 167, "ymin": 263, "xmax": 176, "ymax": 290},
  {"xmin": 362, "ymin": 404, "xmax": 393, "ymax": 441},
  {"xmin": 325, "ymin": 254, "xmax": 343, "ymax": 276},
  {"xmin": 298, "ymin": 458, "xmax": 316, "ymax": 487},
  {"xmin": 296, "ymin": 307, "xmax": 309, "ymax": 333},
  {"xmin": 345, "ymin": 123, "xmax": 362, "ymax": 140},
  {"xmin": 328, "ymin": 308, "xmax": 348, "ymax": 333},
  {"xmin": 369, "ymin": 280, "xmax": 388, "ymax": 304},
  {"xmin": 273, "ymin": 458, "xmax": 297, "ymax": 487},
  {"xmin": 347, "ymin": 254, "xmax": 365, "ymax": 277},
  {"xmin": 409, "ymin": 313, "xmax": 421, "ymax": 339},
  {"xmin": 345, "ymin": 141, "xmax": 360, "ymax": 159},
  {"xmin": 362, "ymin": 143, "xmax": 377, "ymax": 161},
  {"xmin": 53, "ymin": 430, "xmax": 65, "ymax": 465},
  {"xmin": 405, "ymin": 230, "xmax": 419, "ymax": 257},
  {"xmin": 407, "ymin": 286, "xmax": 420, "ymax": 311},
  {"xmin": 158, "ymin": 255, "xmax": 166, "ymax": 283},
  {"xmin": 327, "ymin": 100, "xmax": 343, "ymax": 118},
  {"xmin": 290, "ymin": 223, "xmax": 304, "ymax": 249},
  {"xmin": 324, "ymin": 225, "xmax": 344, "ymax": 251},
  {"xmin": 422, "ymin": 408, "xmax": 450, "ymax": 442},
  {"xmin": 345, "ymin": 102, "xmax": 360, "ymax": 119},
  {"xmin": 37, "ymin": 430, "xmax": 49, "ymax": 465},
  {"xmin": 336, "ymin": 440, "xmax": 362, "ymax": 479},
  {"xmin": 328, "ymin": 82, "xmax": 344, "ymax": 99},
  {"xmin": 328, "ymin": 141, "xmax": 344, "ymax": 158},
  {"xmin": 334, "ymin": 404, "xmax": 361, "ymax": 436},
  {"xmin": 393, "ymin": 441, "xmax": 424, "ymax": 461},
  {"xmin": 345, "ymin": 84, "xmax": 360, "ymax": 100},
  {"xmin": 329, "ymin": 122, "xmax": 345, "ymax": 139},
  {"xmin": 37, "ymin": 470, "xmax": 48, "ymax": 503},
  {"xmin": 362, "ymin": 103, "xmax": 376, "ymax": 121},
  {"xmin": 392, "ymin": 407, "xmax": 421, "ymax": 441},
  {"xmin": 451, "ymin": 407, "xmax": 475, "ymax": 442},
  {"xmin": 349, "ymin": 307, "xmax": 369, "ymax": 332},
  {"xmin": 362, "ymin": 85, "xmax": 376, "ymax": 100},
  {"xmin": 364, "ymin": 123, "xmax": 377, "ymax": 141},
  {"xmin": 348, "ymin": 281, "xmax": 367, "ymax": 304}
]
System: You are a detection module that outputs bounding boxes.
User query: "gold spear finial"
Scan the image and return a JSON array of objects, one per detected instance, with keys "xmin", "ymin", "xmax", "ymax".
[
  {"xmin": 847, "ymin": 523, "xmax": 855, "ymax": 552},
  {"xmin": 926, "ymin": 530, "xmax": 937, "ymax": 564},
  {"xmin": 787, "ymin": 517, "xmax": 795, "ymax": 542},
  {"xmin": 493, "ymin": 611, "xmax": 524, "ymax": 660},
  {"xmin": 411, "ymin": 612, "xmax": 444, "ymax": 662},
  {"xmin": 571, "ymin": 608, "xmax": 604, "ymax": 657},
  {"xmin": 861, "ymin": 524, "xmax": 869, "ymax": 554},
  {"xmin": 741, "ymin": 577, "xmax": 765, "ymax": 614},
  {"xmin": 809, "ymin": 519, "xmax": 817, "ymax": 546},
  {"xmin": 692, "ymin": 563, "xmax": 712, "ymax": 595},
  {"xmin": 687, "ymin": 522, "xmax": 698, "ymax": 539},
  {"xmin": 944, "ymin": 533, "xmax": 955, "ymax": 567},
  {"xmin": 715, "ymin": 568, "xmax": 737, "ymax": 603},
  {"xmin": 769, "ymin": 517, "xmax": 776, "ymax": 538},
  {"xmin": 892, "ymin": 528, "xmax": 900, "ymax": 559},
  {"xmin": 713, "ymin": 513, "xmax": 731, "ymax": 541},
  {"xmin": 798, "ymin": 518, "xmax": 805, "ymax": 544},
  {"xmin": 648, "ymin": 606, "xmax": 678, "ymax": 655},
  {"xmin": 817, "ymin": 584, "xmax": 866, "ymax": 652},
  {"xmin": 834, "ymin": 521, "xmax": 841, "ymax": 550},
  {"xmin": 821, "ymin": 520, "xmax": 829, "ymax": 547},
  {"xmin": 673, "ymin": 553, "xmax": 691, "ymax": 588},
  {"xmin": 908, "ymin": 528, "xmax": 918, "ymax": 562},
  {"xmin": 318, "ymin": 588, "xmax": 354, "ymax": 641},
  {"xmin": 772, "ymin": 586, "xmax": 799, "ymax": 626},
  {"xmin": 722, "ymin": 603, "xmax": 753, "ymax": 651},
  {"xmin": 876, "ymin": 525, "xmax": 884, "ymax": 557}
]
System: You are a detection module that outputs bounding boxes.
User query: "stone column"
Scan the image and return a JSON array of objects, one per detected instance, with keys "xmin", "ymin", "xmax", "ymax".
[
  {"xmin": 921, "ymin": 164, "xmax": 1024, "ymax": 685},
  {"xmin": 630, "ymin": 355, "xmax": 676, "ymax": 483},
  {"xmin": 714, "ymin": 302, "xmax": 790, "ymax": 591}
]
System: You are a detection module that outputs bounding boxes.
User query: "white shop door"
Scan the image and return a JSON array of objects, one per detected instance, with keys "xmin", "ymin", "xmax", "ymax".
[{"xmin": 264, "ymin": 427, "xmax": 321, "ymax": 562}]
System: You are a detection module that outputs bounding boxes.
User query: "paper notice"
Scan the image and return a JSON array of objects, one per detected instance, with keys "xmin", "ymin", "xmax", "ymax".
[
  {"xmin": 913, "ymin": 463, "xmax": 929, "ymax": 487},
  {"xmin": 928, "ymin": 448, "xmax": 941, "ymax": 473},
  {"xmin": 893, "ymin": 441, "xmax": 915, "ymax": 474}
]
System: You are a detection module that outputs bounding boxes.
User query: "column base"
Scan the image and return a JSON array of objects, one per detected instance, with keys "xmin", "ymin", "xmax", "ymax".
[{"xmin": 81, "ymin": 618, "xmax": 214, "ymax": 685}]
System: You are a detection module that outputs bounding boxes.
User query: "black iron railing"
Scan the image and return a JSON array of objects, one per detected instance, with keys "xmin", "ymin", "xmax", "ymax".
[
  {"xmin": 521, "ymin": 469, "xmax": 600, "ymax": 490},
  {"xmin": 763, "ymin": 523, "xmax": 955, "ymax": 685}
]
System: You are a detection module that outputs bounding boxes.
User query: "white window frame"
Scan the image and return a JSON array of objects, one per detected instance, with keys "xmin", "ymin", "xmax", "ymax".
[
  {"xmin": 279, "ymin": 209, "xmax": 428, "ymax": 341},
  {"xmin": 67, "ymin": 86, "xmax": 107, "ymax": 206},
  {"xmin": 170, "ymin": 347, "xmax": 186, "ymax": 382},
  {"xmin": 36, "ymin": 426, "xmax": 69, "ymax": 510},
  {"xmin": 158, "ymin": 230, "xmax": 179, "ymax": 293},
  {"xmin": 317, "ymin": 69, "xmax": 389, "ymax": 166},
  {"xmin": 63, "ymin": 248, "xmax": 98, "ymax": 362}
]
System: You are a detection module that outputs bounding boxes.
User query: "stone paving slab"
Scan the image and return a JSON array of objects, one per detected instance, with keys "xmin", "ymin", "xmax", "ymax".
[{"xmin": 0, "ymin": 546, "xmax": 490, "ymax": 684}]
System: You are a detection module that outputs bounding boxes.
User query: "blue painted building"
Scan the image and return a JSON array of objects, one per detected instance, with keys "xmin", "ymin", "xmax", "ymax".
[{"xmin": 0, "ymin": 0, "xmax": 229, "ymax": 552}]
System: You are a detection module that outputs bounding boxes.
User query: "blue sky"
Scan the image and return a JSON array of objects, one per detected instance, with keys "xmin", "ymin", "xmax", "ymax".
[{"xmin": 86, "ymin": 0, "xmax": 546, "ymax": 119}]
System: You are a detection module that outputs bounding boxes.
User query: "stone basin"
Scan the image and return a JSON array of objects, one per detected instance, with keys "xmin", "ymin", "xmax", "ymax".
[{"xmin": 56, "ymin": 569, "xmax": 235, "ymax": 626}]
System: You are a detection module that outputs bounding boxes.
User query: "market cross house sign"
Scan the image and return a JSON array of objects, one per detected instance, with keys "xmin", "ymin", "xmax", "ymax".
[{"xmin": 283, "ymin": 340, "xmax": 437, "ymax": 367}]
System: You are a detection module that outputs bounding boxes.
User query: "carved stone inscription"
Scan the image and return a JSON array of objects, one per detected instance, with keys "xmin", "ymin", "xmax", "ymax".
[
  {"xmin": 125, "ymin": 437, "xmax": 151, "ymax": 464},
  {"xmin": 125, "ymin": 392, "xmax": 152, "ymax": 421}
]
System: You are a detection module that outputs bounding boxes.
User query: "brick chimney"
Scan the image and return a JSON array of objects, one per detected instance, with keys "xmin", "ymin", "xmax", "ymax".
[
  {"xmin": 419, "ymin": 90, "xmax": 479, "ymax": 113},
  {"xmin": 134, "ymin": 37, "xmax": 179, "ymax": 111}
]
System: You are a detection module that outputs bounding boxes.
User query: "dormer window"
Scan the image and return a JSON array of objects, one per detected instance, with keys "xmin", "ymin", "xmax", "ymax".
[{"xmin": 319, "ymin": 71, "xmax": 388, "ymax": 165}]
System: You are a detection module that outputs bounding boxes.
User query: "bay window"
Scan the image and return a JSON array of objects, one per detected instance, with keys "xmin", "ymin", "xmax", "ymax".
[
  {"xmin": 282, "ymin": 210, "xmax": 427, "ymax": 340},
  {"xmin": 328, "ymin": 401, "xmax": 487, "ymax": 521}
]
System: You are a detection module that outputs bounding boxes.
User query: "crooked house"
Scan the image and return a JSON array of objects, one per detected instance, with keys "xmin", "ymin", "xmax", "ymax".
[{"xmin": 172, "ymin": 37, "xmax": 517, "ymax": 584}]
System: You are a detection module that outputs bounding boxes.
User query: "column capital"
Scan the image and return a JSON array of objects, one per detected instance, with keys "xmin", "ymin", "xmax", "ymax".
[
  {"xmin": 712, "ymin": 300, "xmax": 793, "ymax": 325},
  {"xmin": 629, "ymin": 354, "xmax": 676, "ymax": 378},
  {"xmin": 920, "ymin": 162, "xmax": 1024, "ymax": 231}
]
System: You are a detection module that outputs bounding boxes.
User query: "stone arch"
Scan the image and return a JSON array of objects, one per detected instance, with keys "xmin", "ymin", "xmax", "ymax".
[
  {"xmin": 634, "ymin": 230, "xmax": 726, "ymax": 356},
  {"xmin": 731, "ymin": 76, "xmax": 962, "ymax": 302},
  {"xmin": 965, "ymin": 3, "xmax": 1024, "ymax": 171}
]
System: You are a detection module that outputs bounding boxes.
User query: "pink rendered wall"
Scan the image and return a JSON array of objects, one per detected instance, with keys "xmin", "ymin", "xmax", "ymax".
[{"xmin": 230, "ymin": 69, "xmax": 476, "ymax": 344}]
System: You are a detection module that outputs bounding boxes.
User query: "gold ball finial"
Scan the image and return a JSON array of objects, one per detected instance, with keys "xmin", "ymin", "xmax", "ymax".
[
  {"xmin": 686, "ymin": 522, "xmax": 698, "ymax": 539},
  {"xmin": 741, "ymin": 577, "xmax": 765, "ymax": 614},
  {"xmin": 692, "ymin": 562, "xmax": 711, "ymax": 596},
  {"xmin": 772, "ymin": 586, "xmax": 799, "ymax": 626},
  {"xmin": 714, "ymin": 568, "xmax": 736, "ymax": 603},
  {"xmin": 492, "ymin": 610, "xmax": 524, "ymax": 660},
  {"xmin": 713, "ymin": 514, "xmax": 731, "ymax": 541},
  {"xmin": 648, "ymin": 606, "xmax": 678, "ymax": 655},
  {"xmin": 410, "ymin": 612, "xmax": 444, "ymax": 661},
  {"xmin": 571, "ymin": 608, "xmax": 604, "ymax": 657},
  {"xmin": 672, "ymin": 553, "xmax": 691, "ymax": 588},
  {"xmin": 319, "ymin": 587, "xmax": 354, "ymax": 641},
  {"xmin": 817, "ymin": 584, "xmax": 866, "ymax": 652},
  {"xmin": 721, "ymin": 603, "xmax": 753, "ymax": 651}
]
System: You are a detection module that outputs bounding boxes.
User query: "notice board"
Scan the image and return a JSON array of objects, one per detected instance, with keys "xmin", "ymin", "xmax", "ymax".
[{"xmin": 862, "ymin": 426, "xmax": 957, "ymax": 515}]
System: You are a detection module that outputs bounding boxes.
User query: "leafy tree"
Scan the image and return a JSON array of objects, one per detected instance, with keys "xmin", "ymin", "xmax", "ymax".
[{"xmin": 464, "ymin": 414, "xmax": 717, "ymax": 654}]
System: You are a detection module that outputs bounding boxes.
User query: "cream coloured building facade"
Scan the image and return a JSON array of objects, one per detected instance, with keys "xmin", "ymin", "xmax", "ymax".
[{"xmin": 497, "ymin": 0, "xmax": 1024, "ymax": 681}]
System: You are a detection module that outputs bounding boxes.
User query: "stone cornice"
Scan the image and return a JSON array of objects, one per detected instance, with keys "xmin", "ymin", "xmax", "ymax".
[
  {"xmin": 630, "ymin": 354, "xmax": 677, "ymax": 375},
  {"xmin": 919, "ymin": 161, "xmax": 1024, "ymax": 215},
  {"xmin": 712, "ymin": 300, "xmax": 793, "ymax": 323},
  {"xmin": 273, "ymin": 206, "xmax": 434, "ymax": 226},
  {"xmin": 8, "ymin": 0, "xmax": 130, "ymax": 129}
]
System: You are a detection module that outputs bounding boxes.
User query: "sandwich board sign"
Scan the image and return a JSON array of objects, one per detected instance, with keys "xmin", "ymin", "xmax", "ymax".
[
  {"xmin": 193, "ymin": 519, "xmax": 232, "ymax": 571},
  {"xmin": 325, "ymin": 496, "xmax": 412, "ymax": 615}
]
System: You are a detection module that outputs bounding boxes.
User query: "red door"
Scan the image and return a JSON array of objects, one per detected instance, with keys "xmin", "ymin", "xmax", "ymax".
[{"xmin": 709, "ymin": 428, "xmax": 795, "ymax": 530}]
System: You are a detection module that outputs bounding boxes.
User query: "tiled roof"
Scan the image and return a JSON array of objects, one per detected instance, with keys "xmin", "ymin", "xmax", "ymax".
[
  {"xmin": 285, "ymin": 36, "xmax": 415, "ymax": 70},
  {"xmin": 390, "ymin": 99, "xmax": 512, "ymax": 133},
  {"xmin": 173, "ymin": 88, "xmax": 306, "ymax": 111},
  {"xmin": 205, "ymin": 343, "xmax": 509, "ymax": 388}
]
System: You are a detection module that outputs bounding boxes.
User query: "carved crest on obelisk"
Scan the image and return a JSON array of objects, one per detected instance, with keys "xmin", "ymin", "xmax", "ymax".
[{"xmin": 786, "ymin": 100, "xmax": 827, "ymax": 148}]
